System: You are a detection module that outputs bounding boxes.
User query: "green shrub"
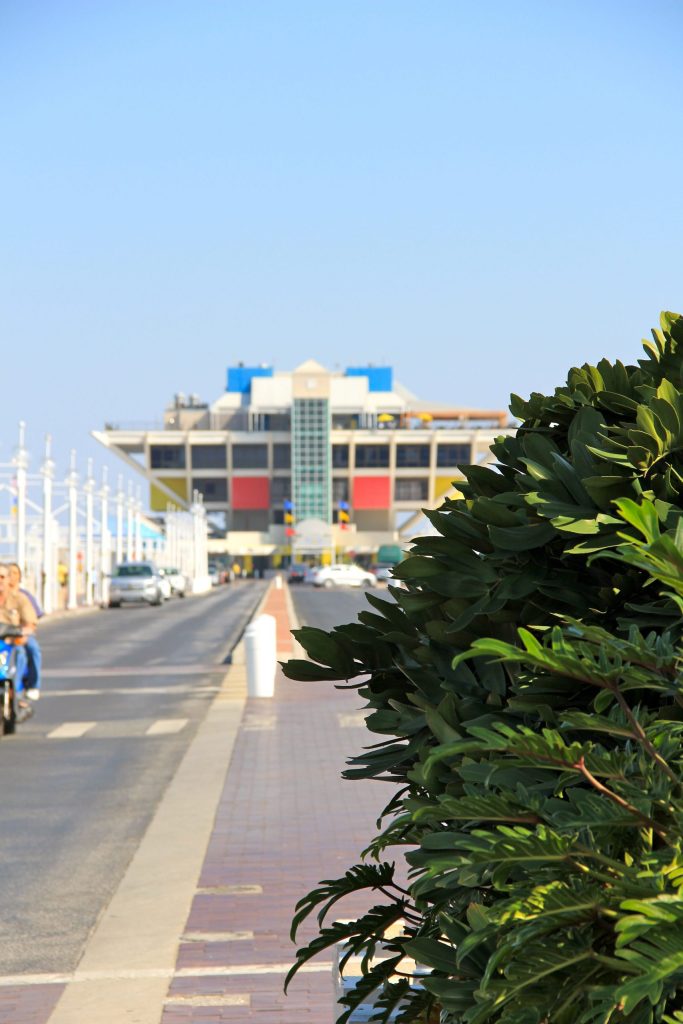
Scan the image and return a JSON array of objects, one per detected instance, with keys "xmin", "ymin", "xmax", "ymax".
[{"xmin": 284, "ymin": 312, "xmax": 683, "ymax": 1023}]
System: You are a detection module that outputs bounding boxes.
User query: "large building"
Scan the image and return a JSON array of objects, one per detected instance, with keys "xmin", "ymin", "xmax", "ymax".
[{"xmin": 93, "ymin": 361, "xmax": 511, "ymax": 560}]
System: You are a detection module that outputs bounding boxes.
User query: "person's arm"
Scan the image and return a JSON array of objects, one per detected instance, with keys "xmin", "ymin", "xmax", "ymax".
[{"xmin": 16, "ymin": 594, "xmax": 37, "ymax": 638}]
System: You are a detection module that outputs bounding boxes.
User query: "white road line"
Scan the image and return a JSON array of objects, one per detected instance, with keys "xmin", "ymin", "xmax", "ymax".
[
  {"xmin": 0, "ymin": 962, "xmax": 333, "ymax": 987},
  {"xmin": 42, "ymin": 686, "xmax": 219, "ymax": 698},
  {"xmin": 47, "ymin": 722, "xmax": 97, "ymax": 739},
  {"xmin": 43, "ymin": 665, "xmax": 229, "ymax": 678},
  {"xmin": 146, "ymin": 719, "xmax": 188, "ymax": 736},
  {"xmin": 165, "ymin": 994, "xmax": 250, "ymax": 1006}
]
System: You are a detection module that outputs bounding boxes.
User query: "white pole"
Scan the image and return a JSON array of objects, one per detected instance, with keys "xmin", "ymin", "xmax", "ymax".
[
  {"xmin": 67, "ymin": 450, "xmax": 78, "ymax": 610},
  {"xmin": 84, "ymin": 458, "xmax": 95, "ymax": 606},
  {"xmin": 115, "ymin": 476, "xmax": 124, "ymax": 565},
  {"xmin": 126, "ymin": 481, "xmax": 134, "ymax": 561},
  {"xmin": 14, "ymin": 420, "xmax": 28, "ymax": 573},
  {"xmin": 41, "ymin": 434, "xmax": 55, "ymax": 614},
  {"xmin": 100, "ymin": 467, "xmax": 110, "ymax": 606},
  {"xmin": 135, "ymin": 486, "xmax": 142, "ymax": 561}
]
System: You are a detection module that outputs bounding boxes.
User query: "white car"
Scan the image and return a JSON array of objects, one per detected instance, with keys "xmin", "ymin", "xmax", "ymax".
[
  {"xmin": 310, "ymin": 564, "xmax": 377, "ymax": 589},
  {"xmin": 160, "ymin": 567, "xmax": 187, "ymax": 598}
]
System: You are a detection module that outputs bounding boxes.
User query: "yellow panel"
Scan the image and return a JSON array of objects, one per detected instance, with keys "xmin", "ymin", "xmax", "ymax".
[
  {"xmin": 434, "ymin": 475, "xmax": 463, "ymax": 501},
  {"xmin": 150, "ymin": 476, "xmax": 189, "ymax": 512}
]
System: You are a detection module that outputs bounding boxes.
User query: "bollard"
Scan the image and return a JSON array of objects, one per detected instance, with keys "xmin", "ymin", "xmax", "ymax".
[
  {"xmin": 245, "ymin": 614, "xmax": 277, "ymax": 698},
  {"xmin": 274, "ymin": 574, "xmax": 282, "ymax": 589}
]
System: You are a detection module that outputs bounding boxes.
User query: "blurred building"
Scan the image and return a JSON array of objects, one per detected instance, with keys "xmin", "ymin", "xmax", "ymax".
[{"xmin": 93, "ymin": 361, "xmax": 511, "ymax": 560}]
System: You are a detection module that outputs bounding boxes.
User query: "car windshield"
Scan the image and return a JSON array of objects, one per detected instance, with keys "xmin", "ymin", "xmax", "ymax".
[{"xmin": 115, "ymin": 565, "xmax": 153, "ymax": 577}]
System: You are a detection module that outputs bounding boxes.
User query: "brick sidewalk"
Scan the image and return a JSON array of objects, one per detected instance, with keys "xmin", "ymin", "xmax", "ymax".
[{"xmin": 160, "ymin": 583, "xmax": 389, "ymax": 1022}]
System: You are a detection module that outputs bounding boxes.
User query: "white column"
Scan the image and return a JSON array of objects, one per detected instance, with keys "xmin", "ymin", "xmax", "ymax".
[
  {"xmin": 41, "ymin": 435, "xmax": 55, "ymax": 614},
  {"xmin": 135, "ymin": 486, "xmax": 142, "ymax": 561},
  {"xmin": 67, "ymin": 450, "xmax": 79, "ymax": 611},
  {"xmin": 100, "ymin": 467, "xmax": 110, "ymax": 606},
  {"xmin": 84, "ymin": 459, "xmax": 95, "ymax": 606},
  {"xmin": 116, "ymin": 476, "xmax": 124, "ymax": 565},
  {"xmin": 14, "ymin": 420, "xmax": 28, "ymax": 573},
  {"xmin": 126, "ymin": 482, "xmax": 134, "ymax": 561}
]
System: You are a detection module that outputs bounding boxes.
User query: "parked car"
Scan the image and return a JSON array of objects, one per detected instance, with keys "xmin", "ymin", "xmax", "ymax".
[
  {"xmin": 157, "ymin": 570, "xmax": 173, "ymax": 601},
  {"xmin": 208, "ymin": 563, "xmax": 221, "ymax": 586},
  {"xmin": 160, "ymin": 567, "xmax": 187, "ymax": 597},
  {"xmin": 287, "ymin": 563, "xmax": 308, "ymax": 583},
  {"xmin": 309, "ymin": 564, "xmax": 377, "ymax": 589},
  {"xmin": 108, "ymin": 562, "xmax": 165, "ymax": 607},
  {"xmin": 372, "ymin": 563, "xmax": 396, "ymax": 583}
]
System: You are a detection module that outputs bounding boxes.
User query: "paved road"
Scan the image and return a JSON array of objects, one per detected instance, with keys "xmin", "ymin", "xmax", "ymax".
[
  {"xmin": 0, "ymin": 581, "xmax": 266, "ymax": 976},
  {"xmin": 290, "ymin": 581, "xmax": 388, "ymax": 632}
]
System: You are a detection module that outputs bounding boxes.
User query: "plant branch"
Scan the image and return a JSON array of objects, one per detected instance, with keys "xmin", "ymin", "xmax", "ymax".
[{"xmin": 573, "ymin": 756, "xmax": 669, "ymax": 842}]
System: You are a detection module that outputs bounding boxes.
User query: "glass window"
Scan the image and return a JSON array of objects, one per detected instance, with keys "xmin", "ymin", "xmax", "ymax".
[
  {"xmin": 273, "ymin": 444, "xmax": 291, "ymax": 469},
  {"xmin": 395, "ymin": 478, "xmax": 428, "ymax": 501},
  {"xmin": 332, "ymin": 445, "xmax": 349, "ymax": 468},
  {"xmin": 332, "ymin": 478, "xmax": 349, "ymax": 503},
  {"xmin": 271, "ymin": 477, "xmax": 291, "ymax": 501},
  {"xmin": 396, "ymin": 444, "xmax": 430, "ymax": 468},
  {"xmin": 192, "ymin": 477, "xmax": 228, "ymax": 502},
  {"xmin": 150, "ymin": 445, "xmax": 185, "ymax": 470},
  {"xmin": 231, "ymin": 510, "xmax": 270, "ymax": 531},
  {"xmin": 437, "ymin": 444, "xmax": 471, "ymax": 467},
  {"xmin": 355, "ymin": 445, "xmax": 389, "ymax": 468},
  {"xmin": 191, "ymin": 444, "xmax": 227, "ymax": 470},
  {"xmin": 232, "ymin": 444, "xmax": 268, "ymax": 469}
]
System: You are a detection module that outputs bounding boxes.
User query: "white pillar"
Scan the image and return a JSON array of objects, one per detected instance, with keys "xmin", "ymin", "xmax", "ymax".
[
  {"xmin": 135, "ymin": 486, "xmax": 142, "ymax": 561},
  {"xmin": 41, "ymin": 435, "xmax": 55, "ymax": 614},
  {"xmin": 126, "ymin": 481, "xmax": 134, "ymax": 562},
  {"xmin": 67, "ymin": 450, "xmax": 79, "ymax": 611},
  {"xmin": 116, "ymin": 476, "xmax": 124, "ymax": 565},
  {"xmin": 100, "ymin": 468, "xmax": 110, "ymax": 606},
  {"xmin": 14, "ymin": 421, "xmax": 28, "ymax": 573},
  {"xmin": 84, "ymin": 458, "xmax": 95, "ymax": 606}
]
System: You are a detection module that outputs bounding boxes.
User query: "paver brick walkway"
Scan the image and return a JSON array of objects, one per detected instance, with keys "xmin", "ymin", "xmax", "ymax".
[{"xmin": 159, "ymin": 582, "xmax": 390, "ymax": 1022}]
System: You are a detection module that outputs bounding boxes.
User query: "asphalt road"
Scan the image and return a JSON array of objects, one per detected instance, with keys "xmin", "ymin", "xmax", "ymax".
[
  {"xmin": 290, "ymin": 582, "xmax": 383, "ymax": 632},
  {"xmin": 0, "ymin": 580, "xmax": 266, "ymax": 976}
]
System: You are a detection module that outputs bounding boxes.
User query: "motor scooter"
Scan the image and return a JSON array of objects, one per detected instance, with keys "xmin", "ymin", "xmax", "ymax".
[{"xmin": 0, "ymin": 624, "xmax": 30, "ymax": 734}]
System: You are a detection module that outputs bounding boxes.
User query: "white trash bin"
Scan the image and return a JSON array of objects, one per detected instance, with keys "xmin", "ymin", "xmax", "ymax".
[{"xmin": 245, "ymin": 614, "xmax": 277, "ymax": 698}]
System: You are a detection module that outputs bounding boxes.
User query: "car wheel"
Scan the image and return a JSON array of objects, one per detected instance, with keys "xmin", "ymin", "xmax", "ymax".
[
  {"xmin": 109, "ymin": 601, "xmax": 120, "ymax": 609},
  {"xmin": 323, "ymin": 579, "xmax": 334, "ymax": 589},
  {"xmin": 363, "ymin": 579, "xmax": 375, "ymax": 587}
]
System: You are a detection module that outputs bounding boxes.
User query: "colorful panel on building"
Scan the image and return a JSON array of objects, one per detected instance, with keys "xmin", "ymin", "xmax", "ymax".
[
  {"xmin": 232, "ymin": 476, "xmax": 270, "ymax": 510},
  {"xmin": 434, "ymin": 475, "xmax": 464, "ymax": 501},
  {"xmin": 352, "ymin": 476, "xmax": 391, "ymax": 509},
  {"xmin": 150, "ymin": 477, "xmax": 189, "ymax": 512}
]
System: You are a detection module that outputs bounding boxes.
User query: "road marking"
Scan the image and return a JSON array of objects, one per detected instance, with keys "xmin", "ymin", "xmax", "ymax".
[
  {"xmin": 338, "ymin": 712, "xmax": 368, "ymax": 728},
  {"xmin": 197, "ymin": 883, "xmax": 263, "ymax": 895},
  {"xmin": 43, "ymin": 665, "xmax": 230, "ymax": 678},
  {"xmin": 47, "ymin": 722, "xmax": 96, "ymax": 739},
  {"xmin": 146, "ymin": 719, "xmax": 188, "ymax": 736},
  {"xmin": 0, "ymin": 962, "xmax": 333, "ymax": 987},
  {"xmin": 182, "ymin": 930, "xmax": 253, "ymax": 942},
  {"xmin": 165, "ymin": 994, "xmax": 250, "ymax": 1006},
  {"xmin": 242, "ymin": 714, "xmax": 276, "ymax": 731},
  {"xmin": 42, "ymin": 685, "xmax": 220, "ymax": 697}
]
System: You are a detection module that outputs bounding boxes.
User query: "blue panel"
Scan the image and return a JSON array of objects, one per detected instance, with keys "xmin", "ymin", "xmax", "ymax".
[
  {"xmin": 344, "ymin": 366, "xmax": 393, "ymax": 392},
  {"xmin": 226, "ymin": 366, "xmax": 273, "ymax": 393}
]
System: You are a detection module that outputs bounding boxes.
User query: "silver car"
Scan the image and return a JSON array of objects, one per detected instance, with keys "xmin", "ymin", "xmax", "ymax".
[{"xmin": 108, "ymin": 562, "xmax": 165, "ymax": 608}]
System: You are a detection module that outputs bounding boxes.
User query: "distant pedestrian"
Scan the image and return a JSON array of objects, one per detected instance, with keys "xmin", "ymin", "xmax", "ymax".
[{"xmin": 57, "ymin": 561, "xmax": 68, "ymax": 609}]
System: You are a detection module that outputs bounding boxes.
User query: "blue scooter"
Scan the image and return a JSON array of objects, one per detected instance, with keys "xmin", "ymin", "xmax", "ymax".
[{"xmin": 0, "ymin": 624, "xmax": 29, "ymax": 735}]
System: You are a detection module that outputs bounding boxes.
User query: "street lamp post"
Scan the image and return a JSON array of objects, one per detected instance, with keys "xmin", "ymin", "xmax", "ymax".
[
  {"xmin": 67, "ymin": 450, "xmax": 79, "ymax": 611},
  {"xmin": 14, "ymin": 421, "xmax": 28, "ymax": 574},
  {"xmin": 41, "ymin": 435, "xmax": 55, "ymax": 613},
  {"xmin": 84, "ymin": 459, "xmax": 95, "ymax": 606},
  {"xmin": 100, "ymin": 467, "xmax": 110, "ymax": 606}
]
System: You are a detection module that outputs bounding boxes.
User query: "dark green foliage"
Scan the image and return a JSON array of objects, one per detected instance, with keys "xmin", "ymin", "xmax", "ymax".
[{"xmin": 284, "ymin": 313, "xmax": 683, "ymax": 1023}]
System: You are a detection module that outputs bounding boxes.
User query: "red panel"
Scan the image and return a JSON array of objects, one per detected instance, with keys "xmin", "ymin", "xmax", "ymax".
[
  {"xmin": 352, "ymin": 476, "xmax": 391, "ymax": 510},
  {"xmin": 232, "ymin": 477, "xmax": 270, "ymax": 510}
]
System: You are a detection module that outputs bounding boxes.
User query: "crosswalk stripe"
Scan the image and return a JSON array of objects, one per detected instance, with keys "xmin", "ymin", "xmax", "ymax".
[
  {"xmin": 47, "ymin": 722, "xmax": 97, "ymax": 739},
  {"xmin": 146, "ymin": 719, "xmax": 188, "ymax": 735}
]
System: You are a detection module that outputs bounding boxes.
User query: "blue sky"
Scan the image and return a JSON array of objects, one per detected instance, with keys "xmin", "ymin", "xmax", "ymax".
[{"xmin": 1, "ymin": 1, "xmax": 682, "ymax": 483}]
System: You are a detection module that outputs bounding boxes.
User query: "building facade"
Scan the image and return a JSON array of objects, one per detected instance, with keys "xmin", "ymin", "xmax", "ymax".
[{"xmin": 93, "ymin": 361, "xmax": 511, "ymax": 560}]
